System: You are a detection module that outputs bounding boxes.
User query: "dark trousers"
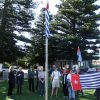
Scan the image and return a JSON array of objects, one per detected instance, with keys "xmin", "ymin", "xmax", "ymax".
[
  {"xmin": 38, "ymin": 81, "xmax": 44, "ymax": 96},
  {"xmin": 28, "ymin": 78, "xmax": 34, "ymax": 92},
  {"xmin": 96, "ymin": 89, "xmax": 100, "ymax": 100},
  {"xmin": 8, "ymin": 83, "xmax": 14, "ymax": 96},
  {"xmin": 34, "ymin": 78, "xmax": 38, "ymax": 91},
  {"xmin": 63, "ymin": 84, "xmax": 68, "ymax": 96},
  {"xmin": 17, "ymin": 83, "xmax": 23, "ymax": 94}
]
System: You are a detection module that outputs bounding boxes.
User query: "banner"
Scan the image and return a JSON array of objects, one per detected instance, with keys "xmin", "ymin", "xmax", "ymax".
[
  {"xmin": 71, "ymin": 74, "xmax": 82, "ymax": 91},
  {"xmin": 80, "ymin": 72, "xmax": 100, "ymax": 89}
]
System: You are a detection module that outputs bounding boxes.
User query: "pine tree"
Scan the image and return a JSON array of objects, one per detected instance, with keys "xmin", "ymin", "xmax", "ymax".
[
  {"xmin": 27, "ymin": 8, "xmax": 46, "ymax": 65},
  {"xmin": 51, "ymin": 0, "xmax": 100, "ymax": 60},
  {"xmin": 0, "ymin": 0, "xmax": 36, "ymax": 63}
]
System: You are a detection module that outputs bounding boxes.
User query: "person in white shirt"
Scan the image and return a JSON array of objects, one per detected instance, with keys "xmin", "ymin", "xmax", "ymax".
[
  {"xmin": 67, "ymin": 70, "xmax": 75, "ymax": 100},
  {"xmin": 51, "ymin": 67, "xmax": 61, "ymax": 97}
]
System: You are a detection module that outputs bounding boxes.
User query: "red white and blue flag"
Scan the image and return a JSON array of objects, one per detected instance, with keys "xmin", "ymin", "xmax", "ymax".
[
  {"xmin": 77, "ymin": 46, "xmax": 82, "ymax": 62},
  {"xmin": 45, "ymin": 0, "xmax": 50, "ymax": 37}
]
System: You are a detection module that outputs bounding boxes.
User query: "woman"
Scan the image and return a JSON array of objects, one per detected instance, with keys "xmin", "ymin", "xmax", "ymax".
[{"xmin": 38, "ymin": 66, "xmax": 45, "ymax": 96}]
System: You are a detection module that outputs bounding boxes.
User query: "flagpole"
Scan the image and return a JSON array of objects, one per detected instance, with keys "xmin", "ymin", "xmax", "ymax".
[
  {"xmin": 45, "ymin": 37, "xmax": 48, "ymax": 100},
  {"xmin": 45, "ymin": 1, "xmax": 49, "ymax": 100}
]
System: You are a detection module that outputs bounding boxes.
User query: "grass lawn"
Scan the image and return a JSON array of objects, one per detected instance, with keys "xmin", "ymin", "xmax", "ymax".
[{"xmin": 0, "ymin": 80, "xmax": 96, "ymax": 100}]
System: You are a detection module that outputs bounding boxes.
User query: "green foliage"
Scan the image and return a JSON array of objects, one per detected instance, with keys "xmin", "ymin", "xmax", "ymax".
[
  {"xmin": 0, "ymin": 0, "xmax": 37, "ymax": 63},
  {"xmin": 27, "ymin": 8, "xmax": 46, "ymax": 65},
  {"xmin": 50, "ymin": 0, "xmax": 100, "ymax": 60}
]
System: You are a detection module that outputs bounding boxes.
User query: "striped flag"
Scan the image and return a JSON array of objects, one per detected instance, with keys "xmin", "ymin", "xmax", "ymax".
[
  {"xmin": 45, "ymin": 1, "xmax": 50, "ymax": 37},
  {"xmin": 80, "ymin": 72, "xmax": 100, "ymax": 89},
  {"xmin": 77, "ymin": 46, "xmax": 82, "ymax": 62}
]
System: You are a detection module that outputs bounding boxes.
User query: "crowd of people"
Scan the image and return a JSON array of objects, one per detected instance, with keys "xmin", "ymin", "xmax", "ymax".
[{"xmin": 7, "ymin": 63, "xmax": 100, "ymax": 100}]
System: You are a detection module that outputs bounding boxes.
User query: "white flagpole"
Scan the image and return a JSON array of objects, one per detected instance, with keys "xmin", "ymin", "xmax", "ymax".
[{"xmin": 45, "ymin": 37, "xmax": 48, "ymax": 100}]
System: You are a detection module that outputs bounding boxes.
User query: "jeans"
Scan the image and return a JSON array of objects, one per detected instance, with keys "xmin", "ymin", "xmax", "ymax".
[{"xmin": 68, "ymin": 86, "xmax": 75, "ymax": 99}]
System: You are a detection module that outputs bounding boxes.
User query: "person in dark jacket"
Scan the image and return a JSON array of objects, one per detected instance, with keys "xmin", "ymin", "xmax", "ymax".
[
  {"xmin": 7, "ymin": 67, "xmax": 15, "ymax": 97},
  {"xmin": 95, "ymin": 68, "xmax": 100, "ymax": 100},
  {"xmin": 16, "ymin": 67, "xmax": 24, "ymax": 94},
  {"xmin": 33, "ymin": 67, "xmax": 38, "ymax": 91},
  {"xmin": 28, "ymin": 65, "xmax": 34, "ymax": 93},
  {"xmin": 62, "ymin": 65, "xmax": 70, "ymax": 98}
]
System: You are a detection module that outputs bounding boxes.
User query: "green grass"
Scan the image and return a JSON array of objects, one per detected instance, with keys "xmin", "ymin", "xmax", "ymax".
[{"xmin": 0, "ymin": 80, "xmax": 96, "ymax": 100}]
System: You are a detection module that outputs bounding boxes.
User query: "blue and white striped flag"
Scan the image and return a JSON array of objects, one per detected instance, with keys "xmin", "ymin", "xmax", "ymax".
[
  {"xmin": 45, "ymin": 1, "xmax": 50, "ymax": 37},
  {"xmin": 80, "ymin": 72, "xmax": 100, "ymax": 89}
]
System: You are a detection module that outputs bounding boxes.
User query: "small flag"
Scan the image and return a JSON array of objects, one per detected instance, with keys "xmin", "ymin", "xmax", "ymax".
[
  {"xmin": 71, "ymin": 74, "xmax": 82, "ymax": 91},
  {"xmin": 77, "ymin": 46, "xmax": 82, "ymax": 62},
  {"xmin": 45, "ymin": 1, "xmax": 50, "ymax": 37}
]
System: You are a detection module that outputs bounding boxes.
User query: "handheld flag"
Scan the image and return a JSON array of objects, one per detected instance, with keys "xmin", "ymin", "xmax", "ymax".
[
  {"xmin": 77, "ymin": 46, "xmax": 82, "ymax": 62},
  {"xmin": 71, "ymin": 74, "xmax": 82, "ymax": 91},
  {"xmin": 80, "ymin": 72, "xmax": 100, "ymax": 89},
  {"xmin": 45, "ymin": 1, "xmax": 50, "ymax": 37}
]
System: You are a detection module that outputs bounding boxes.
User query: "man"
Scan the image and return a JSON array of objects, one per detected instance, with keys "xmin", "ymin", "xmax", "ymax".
[
  {"xmin": 96, "ymin": 68, "xmax": 100, "ymax": 100},
  {"xmin": 51, "ymin": 67, "xmax": 61, "ymax": 97},
  {"xmin": 28, "ymin": 65, "xmax": 34, "ymax": 93},
  {"xmin": 7, "ymin": 67, "xmax": 15, "ymax": 97},
  {"xmin": 67, "ymin": 70, "xmax": 76, "ymax": 100},
  {"xmin": 16, "ymin": 67, "xmax": 24, "ymax": 94}
]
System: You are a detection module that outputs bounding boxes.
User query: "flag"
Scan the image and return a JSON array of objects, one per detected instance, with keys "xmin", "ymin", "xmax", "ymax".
[
  {"xmin": 71, "ymin": 74, "xmax": 82, "ymax": 91},
  {"xmin": 80, "ymin": 72, "xmax": 100, "ymax": 89},
  {"xmin": 45, "ymin": 1, "xmax": 50, "ymax": 37},
  {"xmin": 77, "ymin": 46, "xmax": 82, "ymax": 62}
]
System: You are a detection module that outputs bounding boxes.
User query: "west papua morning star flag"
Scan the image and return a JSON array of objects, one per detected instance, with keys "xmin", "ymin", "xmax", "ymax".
[
  {"xmin": 80, "ymin": 72, "xmax": 100, "ymax": 89},
  {"xmin": 71, "ymin": 74, "xmax": 82, "ymax": 91},
  {"xmin": 77, "ymin": 46, "xmax": 82, "ymax": 62}
]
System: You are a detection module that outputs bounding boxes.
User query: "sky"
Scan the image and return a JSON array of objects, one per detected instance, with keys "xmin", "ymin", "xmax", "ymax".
[
  {"xmin": 34, "ymin": 0, "xmax": 100, "ymax": 14},
  {"xmin": 34, "ymin": 0, "xmax": 61, "ymax": 15}
]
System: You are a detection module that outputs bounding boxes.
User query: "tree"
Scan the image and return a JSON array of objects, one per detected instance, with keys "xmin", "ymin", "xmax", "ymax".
[
  {"xmin": 28, "ymin": 8, "xmax": 46, "ymax": 65},
  {"xmin": 50, "ymin": 0, "xmax": 100, "ymax": 61},
  {"xmin": 0, "ymin": 0, "xmax": 37, "ymax": 63}
]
